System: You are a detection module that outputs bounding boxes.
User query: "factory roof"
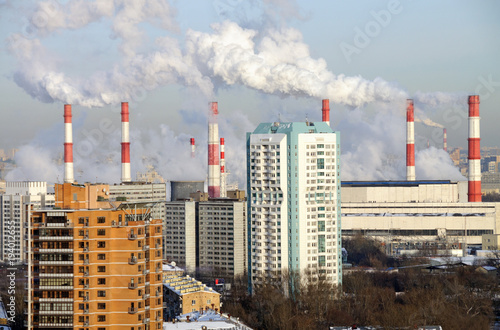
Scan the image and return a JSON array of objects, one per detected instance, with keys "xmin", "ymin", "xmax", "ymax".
[{"xmin": 342, "ymin": 180, "xmax": 454, "ymax": 187}]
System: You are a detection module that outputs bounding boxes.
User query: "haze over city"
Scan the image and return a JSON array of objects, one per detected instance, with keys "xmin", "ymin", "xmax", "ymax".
[{"xmin": 1, "ymin": 0, "xmax": 499, "ymax": 185}]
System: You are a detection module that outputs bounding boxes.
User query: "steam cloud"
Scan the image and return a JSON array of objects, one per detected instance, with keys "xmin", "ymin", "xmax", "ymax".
[{"xmin": 5, "ymin": 0, "xmax": 466, "ymax": 184}]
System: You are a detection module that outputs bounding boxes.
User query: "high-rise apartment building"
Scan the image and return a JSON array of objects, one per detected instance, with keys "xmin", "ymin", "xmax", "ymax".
[
  {"xmin": 247, "ymin": 120, "xmax": 342, "ymax": 287},
  {"xmin": 25, "ymin": 183, "xmax": 164, "ymax": 329},
  {"xmin": 0, "ymin": 181, "xmax": 54, "ymax": 262},
  {"xmin": 165, "ymin": 189, "xmax": 247, "ymax": 281}
]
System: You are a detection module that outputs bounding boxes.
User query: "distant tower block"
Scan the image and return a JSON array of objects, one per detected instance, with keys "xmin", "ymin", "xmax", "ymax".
[
  {"xmin": 322, "ymin": 99, "xmax": 330, "ymax": 126},
  {"xmin": 121, "ymin": 102, "xmax": 131, "ymax": 182},
  {"xmin": 64, "ymin": 104, "xmax": 74, "ymax": 183},
  {"xmin": 190, "ymin": 138, "xmax": 195, "ymax": 159},
  {"xmin": 406, "ymin": 99, "xmax": 415, "ymax": 181},
  {"xmin": 220, "ymin": 137, "xmax": 226, "ymax": 198},
  {"xmin": 468, "ymin": 95, "xmax": 481, "ymax": 202},
  {"xmin": 208, "ymin": 102, "xmax": 220, "ymax": 198},
  {"xmin": 443, "ymin": 128, "xmax": 447, "ymax": 152}
]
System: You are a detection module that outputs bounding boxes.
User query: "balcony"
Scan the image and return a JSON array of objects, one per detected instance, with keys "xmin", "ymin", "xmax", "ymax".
[
  {"xmin": 83, "ymin": 235, "xmax": 89, "ymax": 240},
  {"xmin": 142, "ymin": 293, "xmax": 150, "ymax": 300},
  {"xmin": 84, "ymin": 259, "xmax": 89, "ymax": 265},
  {"xmin": 128, "ymin": 233, "xmax": 137, "ymax": 240},
  {"xmin": 83, "ymin": 247, "xmax": 89, "ymax": 252},
  {"xmin": 83, "ymin": 271, "xmax": 89, "ymax": 277},
  {"xmin": 128, "ymin": 306, "xmax": 138, "ymax": 314},
  {"xmin": 143, "ymin": 318, "xmax": 150, "ymax": 324},
  {"xmin": 142, "ymin": 245, "xmax": 149, "ymax": 251},
  {"xmin": 128, "ymin": 257, "xmax": 138, "ymax": 265},
  {"xmin": 84, "ymin": 321, "xmax": 89, "ymax": 326},
  {"xmin": 111, "ymin": 220, "xmax": 118, "ymax": 227},
  {"xmin": 84, "ymin": 309, "xmax": 89, "ymax": 314},
  {"xmin": 83, "ymin": 284, "xmax": 89, "ymax": 289},
  {"xmin": 128, "ymin": 282, "xmax": 137, "ymax": 289},
  {"xmin": 143, "ymin": 269, "xmax": 150, "ymax": 275}
]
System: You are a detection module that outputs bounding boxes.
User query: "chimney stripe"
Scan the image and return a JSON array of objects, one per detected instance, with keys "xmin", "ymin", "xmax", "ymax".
[
  {"xmin": 406, "ymin": 99, "xmax": 415, "ymax": 181},
  {"xmin": 64, "ymin": 104, "xmax": 74, "ymax": 183},
  {"xmin": 468, "ymin": 95, "xmax": 481, "ymax": 202}
]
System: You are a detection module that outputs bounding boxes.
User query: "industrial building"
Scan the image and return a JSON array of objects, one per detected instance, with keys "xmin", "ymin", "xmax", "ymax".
[
  {"xmin": 341, "ymin": 180, "xmax": 500, "ymax": 255},
  {"xmin": 247, "ymin": 100, "xmax": 342, "ymax": 287},
  {"xmin": 342, "ymin": 95, "xmax": 500, "ymax": 256},
  {"xmin": 0, "ymin": 181, "xmax": 54, "ymax": 262},
  {"xmin": 25, "ymin": 182, "xmax": 163, "ymax": 329}
]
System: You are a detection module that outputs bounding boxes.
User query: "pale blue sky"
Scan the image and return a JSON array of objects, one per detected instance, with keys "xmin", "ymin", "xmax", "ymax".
[{"xmin": 0, "ymin": 0, "xmax": 499, "ymax": 183}]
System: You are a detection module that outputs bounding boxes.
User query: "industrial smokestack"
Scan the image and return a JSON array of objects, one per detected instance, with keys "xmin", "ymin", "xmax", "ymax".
[
  {"xmin": 208, "ymin": 102, "xmax": 220, "ymax": 198},
  {"xmin": 190, "ymin": 138, "xmax": 195, "ymax": 158},
  {"xmin": 121, "ymin": 102, "xmax": 131, "ymax": 183},
  {"xmin": 220, "ymin": 137, "xmax": 226, "ymax": 198},
  {"xmin": 468, "ymin": 95, "xmax": 481, "ymax": 202},
  {"xmin": 64, "ymin": 104, "xmax": 74, "ymax": 183},
  {"xmin": 406, "ymin": 99, "xmax": 415, "ymax": 181},
  {"xmin": 322, "ymin": 99, "xmax": 330, "ymax": 126},
  {"xmin": 443, "ymin": 128, "xmax": 447, "ymax": 152}
]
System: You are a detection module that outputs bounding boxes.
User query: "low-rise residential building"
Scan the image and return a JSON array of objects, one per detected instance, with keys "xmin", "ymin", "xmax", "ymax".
[{"xmin": 163, "ymin": 274, "xmax": 220, "ymax": 321}]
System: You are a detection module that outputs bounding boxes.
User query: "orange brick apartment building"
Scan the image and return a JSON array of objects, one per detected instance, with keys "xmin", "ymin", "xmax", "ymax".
[{"xmin": 25, "ymin": 183, "xmax": 164, "ymax": 329}]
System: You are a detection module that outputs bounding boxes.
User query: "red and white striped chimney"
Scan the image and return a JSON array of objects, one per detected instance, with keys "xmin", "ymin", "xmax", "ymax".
[
  {"xmin": 322, "ymin": 99, "xmax": 330, "ymax": 126},
  {"xmin": 443, "ymin": 128, "xmax": 447, "ymax": 152},
  {"xmin": 190, "ymin": 138, "xmax": 196, "ymax": 158},
  {"xmin": 208, "ymin": 102, "xmax": 220, "ymax": 198},
  {"xmin": 121, "ymin": 102, "xmax": 131, "ymax": 183},
  {"xmin": 220, "ymin": 137, "xmax": 226, "ymax": 198},
  {"xmin": 64, "ymin": 104, "xmax": 74, "ymax": 183},
  {"xmin": 406, "ymin": 99, "xmax": 415, "ymax": 181},
  {"xmin": 468, "ymin": 95, "xmax": 481, "ymax": 202}
]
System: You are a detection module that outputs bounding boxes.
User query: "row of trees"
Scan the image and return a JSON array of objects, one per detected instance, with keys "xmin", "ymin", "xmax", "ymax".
[
  {"xmin": 224, "ymin": 267, "xmax": 497, "ymax": 330},
  {"xmin": 223, "ymin": 236, "xmax": 498, "ymax": 329}
]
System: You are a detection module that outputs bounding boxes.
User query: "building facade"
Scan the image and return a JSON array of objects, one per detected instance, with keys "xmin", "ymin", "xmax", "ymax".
[
  {"xmin": 0, "ymin": 181, "xmax": 54, "ymax": 262},
  {"xmin": 162, "ymin": 273, "xmax": 220, "ymax": 321},
  {"xmin": 25, "ymin": 183, "xmax": 164, "ymax": 330},
  {"xmin": 164, "ymin": 192, "xmax": 247, "ymax": 281},
  {"xmin": 341, "ymin": 181, "xmax": 500, "ymax": 255},
  {"xmin": 247, "ymin": 121, "xmax": 342, "ymax": 287}
]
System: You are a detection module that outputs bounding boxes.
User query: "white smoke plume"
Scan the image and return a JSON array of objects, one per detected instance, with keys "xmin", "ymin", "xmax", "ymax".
[
  {"xmin": 415, "ymin": 147, "xmax": 465, "ymax": 181},
  {"xmin": 4, "ymin": 0, "xmax": 466, "ymax": 185}
]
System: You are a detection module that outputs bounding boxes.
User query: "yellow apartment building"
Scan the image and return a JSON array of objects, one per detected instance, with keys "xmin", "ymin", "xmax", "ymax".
[
  {"xmin": 162, "ymin": 273, "xmax": 220, "ymax": 321},
  {"xmin": 26, "ymin": 183, "xmax": 164, "ymax": 330}
]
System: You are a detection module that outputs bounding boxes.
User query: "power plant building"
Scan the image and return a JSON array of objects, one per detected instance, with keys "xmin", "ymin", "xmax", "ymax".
[
  {"xmin": 247, "ymin": 109, "xmax": 342, "ymax": 287},
  {"xmin": 341, "ymin": 180, "xmax": 500, "ymax": 255}
]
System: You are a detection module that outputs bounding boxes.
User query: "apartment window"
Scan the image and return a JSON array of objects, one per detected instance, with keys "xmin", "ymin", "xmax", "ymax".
[
  {"xmin": 79, "ymin": 217, "xmax": 85, "ymax": 224},
  {"xmin": 98, "ymin": 266, "xmax": 106, "ymax": 272},
  {"xmin": 97, "ymin": 254, "xmax": 105, "ymax": 260},
  {"xmin": 97, "ymin": 241, "xmax": 105, "ymax": 248},
  {"xmin": 97, "ymin": 229, "xmax": 106, "ymax": 236},
  {"xmin": 192, "ymin": 300, "xmax": 196, "ymax": 305},
  {"xmin": 98, "ymin": 278, "xmax": 106, "ymax": 285},
  {"xmin": 79, "ymin": 303, "xmax": 84, "ymax": 310},
  {"xmin": 98, "ymin": 315, "xmax": 106, "ymax": 322},
  {"xmin": 79, "ymin": 230, "xmax": 84, "ymax": 236},
  {"xmin": 79, "ymin": 316, "xmax": 85, "ymax": 322},
  {"xmin": 97, "ymin": 217, "xmax": 106, "ymax": 224},
  {"xmin": 207, "ymin": 299, "xmax": 211, "ymax": 304},
  {"xmin": 98, "ymin": 303, "xmax": 106, "ymax": 310},
  {"xmin": 97, "ymin": 291, "xmax": 106, "ymax": 297}
]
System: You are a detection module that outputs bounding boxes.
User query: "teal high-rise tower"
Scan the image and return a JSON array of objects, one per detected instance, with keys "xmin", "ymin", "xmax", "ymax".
[{"xmin": 247, "ymin": 116, "xmax": 342, "ymax": 288}]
